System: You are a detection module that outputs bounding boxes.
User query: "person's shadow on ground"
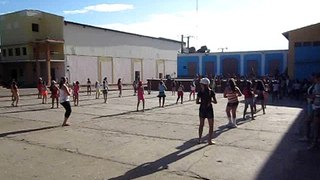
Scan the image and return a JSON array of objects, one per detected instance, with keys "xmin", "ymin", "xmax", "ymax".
[{"xmin": 108, "ymin": 138, "xmax": 208, "ymax": 180}]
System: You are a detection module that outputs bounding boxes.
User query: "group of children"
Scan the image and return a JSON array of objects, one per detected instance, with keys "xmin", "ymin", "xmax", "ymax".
[
  {"xmin": 36, "ymin": 77, "xmax": 80, "ymax": 108},
  {"xmin": 10, "ymin": 76, "xmax": 270, "ymax": 144}
]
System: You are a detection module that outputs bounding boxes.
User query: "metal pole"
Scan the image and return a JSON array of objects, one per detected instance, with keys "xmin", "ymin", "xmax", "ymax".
[{"xmin": 181, "ymin": 35, "xmax": 184, "ymax": 53}]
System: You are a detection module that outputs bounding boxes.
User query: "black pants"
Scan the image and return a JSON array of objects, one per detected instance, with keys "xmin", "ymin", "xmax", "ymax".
[{"xmin": 61, "ymin": 101, "xmax": 72, "ymax": 118}]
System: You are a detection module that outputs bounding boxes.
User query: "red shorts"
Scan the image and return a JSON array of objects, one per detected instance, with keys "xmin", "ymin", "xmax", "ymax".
[
  {"xmin": 42, "ymin": 91, "xmax": 48, "ymax": 96},
  {"xmin": 138, "ymin": 95, "xmax": 144, "ymax": 101},
  {"xmin": 51, "ymin": 94, "xmax": 59, "ymax": 98},
  {"xmin": 178, "ymin": 91, "xmax": 184, "ymax": 97}
]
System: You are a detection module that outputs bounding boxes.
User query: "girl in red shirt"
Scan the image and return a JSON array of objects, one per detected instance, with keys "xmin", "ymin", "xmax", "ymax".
[
  {"xmin": 136, "ymin": 81, "xmax": 145, "ymax": 112},
  {"xmin": 242, "ymin": 80, "xmax": 255, "ymax": 120},
  {"xmin": 50, "ymin": 80, "xmax": 59, "ymax": 108},
  {"xmin": 74, "ymin": 81, "xmax": 80, "ymax": 106}
]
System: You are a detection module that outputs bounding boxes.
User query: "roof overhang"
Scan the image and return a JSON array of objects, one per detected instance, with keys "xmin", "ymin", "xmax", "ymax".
[{"xmin": 34, "ymin": 38, "xmax": 65, "ymax": 44}]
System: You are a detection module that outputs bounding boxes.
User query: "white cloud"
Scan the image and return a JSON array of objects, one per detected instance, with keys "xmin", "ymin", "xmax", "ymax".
[
  {"xmin": 64, "ymin": 3, "xmax": 134, "ymax": 14},
  {"xmin": 96, "ymin": 0, "xmax": 320, "ymax": 52}
]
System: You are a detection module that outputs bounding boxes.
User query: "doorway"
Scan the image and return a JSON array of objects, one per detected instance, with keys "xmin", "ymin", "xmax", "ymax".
[
  {"xmin": 205, "ymin": 62, "xmax": 215, "ymax": 77},
  {"xmin": 10, "ymin": 69, "xmax": 18, "ymax": 81},
  {"xmin": 135, "ymin": 71, "xmax": 141, "ymax": 82},
  {"xmin": 51, "ymin": 68, "xmax": 56, "ymax": 81},
  {"xmin": 188, "ymin": 62, "xmax": 197, "ymax": 77}
]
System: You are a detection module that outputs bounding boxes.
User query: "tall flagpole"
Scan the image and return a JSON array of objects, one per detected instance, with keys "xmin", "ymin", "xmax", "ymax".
[{"xmin": 195, "ymin": 0, "xmax": 199, "ymax": 48}]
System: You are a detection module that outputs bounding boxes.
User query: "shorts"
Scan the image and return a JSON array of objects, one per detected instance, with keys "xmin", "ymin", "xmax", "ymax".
[
  {"xmin": 227, "ymin": 101, "xmax": 239, "ymax": 108},
  {"xmin": 157, "ymin": 92, "xmax": 166, "ymax": 98},
  {"xmin": 42, "ymin": 91, "xmax": 48, "ymax": 96},
  {"xmin": 102, "ymin": 90, "xmax": 108, "ymax": 94},
  {"xmin": 256, "ymin": 95, "xmax": 264, "ymax": 101},
  {"xmin": 50, "ymin": 94, "xmax": 59, "ymax": 98},
  {"xmin": 244, "ymin": 98, "xmax": 254, "ymax": 107},
  {"xmin": 138, "ymin": 95, "xmax": 144, "ymax": 101},
  {"xmin": 199, "ymin": 106, "xmax": 214, "ymax": 119},
  {"xmin": 178, "ymin": 91, "xmax": 184, "ymax": 97}
]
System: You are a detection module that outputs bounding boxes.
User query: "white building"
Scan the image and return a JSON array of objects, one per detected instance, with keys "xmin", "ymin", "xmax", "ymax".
[
  {"xmin": 0, "ymin": 10, "xmax": 182, "ymax": 86},
  {"xmin": 63, "ymin": 21, "xmax": 180, "ymax": 84}
]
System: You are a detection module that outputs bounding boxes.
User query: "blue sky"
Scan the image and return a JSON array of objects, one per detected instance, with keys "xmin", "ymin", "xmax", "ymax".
[{"xmin": 1, "ymin": 0, "xmax": 320, "ymax": 52}]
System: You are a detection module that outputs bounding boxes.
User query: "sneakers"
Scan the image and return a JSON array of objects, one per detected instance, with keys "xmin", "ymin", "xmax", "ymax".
[
  {"xmin": 227, "ymin": 122, "xmax": 233, "ymax": 128},
  {"xmin": 227, "ymin": 122, "xmax": 237, "ymax": 128}
]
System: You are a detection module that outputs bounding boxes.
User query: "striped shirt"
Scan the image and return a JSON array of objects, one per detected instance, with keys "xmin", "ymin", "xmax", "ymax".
[{"xmin": 225, "ymin": 87, "xmax": 240, "ymax": 103}]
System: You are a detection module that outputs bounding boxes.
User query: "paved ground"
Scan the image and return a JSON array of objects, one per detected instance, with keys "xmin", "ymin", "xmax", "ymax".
[{"xmin": 0, "ymin": 87, "xmax": 319, "ymax": 180}]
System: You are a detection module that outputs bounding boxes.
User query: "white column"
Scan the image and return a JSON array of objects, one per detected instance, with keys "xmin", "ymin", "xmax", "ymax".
[
  {"xmin": 199, "ymin": 54, "xmax": 203, "ymax": 76},
  {"xmin": 240, "ymin": 53, "xmax": 244, "ymax": 76},
  {"xmin": 217, "ymin": 54, "xmax": 221, "ymax": 75},
  {"xmin": 261, "ymin": 53, "xmax": 265, "ymax": 75}
]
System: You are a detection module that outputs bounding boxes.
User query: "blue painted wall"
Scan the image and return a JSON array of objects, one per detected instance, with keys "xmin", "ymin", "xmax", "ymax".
[
  {"xmin": 220, "ymin": 54, "xmax": 241, "ymax": 75},
  {"xmin": 243, "ymin": 54, "xmax": 262, "ymax": 76},
  {"xmin": 202, "ymin": 55, "xmax": 217, "ymax": 76},
  {"xmin": 177, "ymin": 51, "xmax": 287, "ymax": 78},
  {"xmin": 295, "ymin": 46, "xmax": 320, "ymax": 79},
  {"xmin": 265, "ymin": 53, "xmax": 284, "ymax": 75},
  {"xmin": 177, "ymin": 56, "xmax": 199, "ymax": 77}
]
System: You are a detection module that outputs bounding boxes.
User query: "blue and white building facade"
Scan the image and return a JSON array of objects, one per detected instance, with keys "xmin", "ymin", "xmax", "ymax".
[{"xmin": 177, "ymin": 50, "xmax": 288, "ymax": 78}]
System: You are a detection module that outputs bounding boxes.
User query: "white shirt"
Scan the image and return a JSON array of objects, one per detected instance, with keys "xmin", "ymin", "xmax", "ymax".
[{"xmin": 59, "ymin": 86, "xmax": 70, "ymax": 103}]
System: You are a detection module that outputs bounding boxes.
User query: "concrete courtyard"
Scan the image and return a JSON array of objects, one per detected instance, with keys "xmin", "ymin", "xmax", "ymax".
[{"xmin": 0, "ymin": 87, "xmax": 319, "ymax": 180}]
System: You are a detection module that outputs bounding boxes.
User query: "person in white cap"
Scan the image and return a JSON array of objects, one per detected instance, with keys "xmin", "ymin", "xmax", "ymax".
[{"xmin": 196, "ymin": 77, "xmax": 217, "ymax": 145}]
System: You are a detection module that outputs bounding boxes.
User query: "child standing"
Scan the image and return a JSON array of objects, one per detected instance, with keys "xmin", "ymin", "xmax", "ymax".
[
  {"xmin": 255, "ymin": 80, "xmax": 266, "ymax": 115},
  {"xmin": 242, "ymin": 80, "xmax": 255, "ymax": 120},
  {"xmin": 189, "ymin": 82, "xmax": 196, "ymax": 101},
  {"xmin": 224, "ymin": 78, "xmax": 242, "ymax": 128},
  {"xmin": 176, "ymin": 82, "xmax": 184, "ymax": 104},
  {"xmin": 196, "ymin": 78, "xmax": 217, "ymax": 145},
  {"xmin": 136, "ymin": 81, "xmax": 145, "ymax": 112},
  {"xmin": 37, "ymin": 77, "xmax": 43, "ymax": 99},
  {"xmin": 11, "ymin": 81, "xmax": 19, "ymax": 107},
  {"xmin": 87, "ymin": 78, "xmax": 91, "ymax": 96},
  {"xmin": 59, "ymin": 77, "xmax": 72, "ymax": 126},
  {"xmin": 157, "ymin": 81, "xmax": 167, "ymax": 107},
  {"xmin": 73, "ymin": 81, "xmax": 80, "ymax": 106},
  {"xmin": 95, "ymin": 80, "xmax": 101, "ymax": 99},
  {"xmin": 171, "ymin": 80, "xmax": 176, "ymax": 96},
  {"xmin": 102, "ymin": 78, "xmax": 109, "ymax": 103},
  {"xmin": 117, "ymin": 78, "xmax": 122, "ymax": 97},
  {"xmin": 50, "ymin": 80, "xmax": 59, "ymax": 108},
  {"xmin": 133, "ymin": 80, "xmax": 137, "ymax": 96},
  {"xmin": 41, "ymin": 81, "xmax": 48, "ymax": 104}
]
